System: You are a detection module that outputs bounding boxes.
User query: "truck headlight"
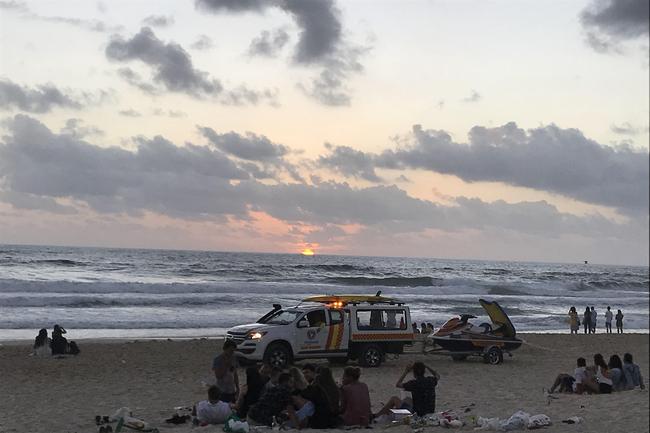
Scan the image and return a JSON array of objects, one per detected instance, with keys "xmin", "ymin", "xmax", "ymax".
[{"xmin": 246, "ymin": 331, "xmax": 266, "ymax": 340}]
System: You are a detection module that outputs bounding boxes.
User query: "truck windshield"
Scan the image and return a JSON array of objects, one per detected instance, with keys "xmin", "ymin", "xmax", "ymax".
[{"xmin": 260, "ymin": 310, "xmax": 302, "ymax": 325}]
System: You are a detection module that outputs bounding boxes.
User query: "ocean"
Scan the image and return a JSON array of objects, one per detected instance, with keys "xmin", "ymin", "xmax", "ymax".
[{"xmin": 0, "ymin": 244, "xmax": 648, "ymax": 340}]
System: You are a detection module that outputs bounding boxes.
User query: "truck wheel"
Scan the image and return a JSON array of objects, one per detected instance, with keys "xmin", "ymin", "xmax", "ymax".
[
  {"xmin": 359, "ymin": 344, "xmax": 383, "ymax": 368},
  {"xmin": 264, "ymin": 342, "xmax": 292, "ymax": 369},
  {"xmin": 483, "ymin": 347, "xmax": 503, "ymax": 365}
]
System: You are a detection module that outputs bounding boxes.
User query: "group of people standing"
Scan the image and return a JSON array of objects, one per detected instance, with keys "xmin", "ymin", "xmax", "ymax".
[
  {"xmin": 194, "ymin": 340, "xmax": 440, "ymax": 429},
  {"xmin": 549, "ymin": 352, "xmax": 644, "ymax": 394},
  {"xmin": 568, "ymin": 306, "xmax": 624, "ymax": 334}
]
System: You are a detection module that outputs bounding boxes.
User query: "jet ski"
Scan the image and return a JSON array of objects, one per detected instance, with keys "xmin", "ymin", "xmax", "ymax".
[{"xmin": 426, "ymin": 299, "xmax": 522, "ymax": 364}]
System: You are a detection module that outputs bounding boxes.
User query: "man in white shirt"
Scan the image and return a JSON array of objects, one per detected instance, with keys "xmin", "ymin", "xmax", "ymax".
[
  {"xmin": 195, "ymin": 386, "xmax": 234, "ymax": 425},
  {"xmin": 605, "ymin": 306, "xmax": 613, "ymax": 334}
]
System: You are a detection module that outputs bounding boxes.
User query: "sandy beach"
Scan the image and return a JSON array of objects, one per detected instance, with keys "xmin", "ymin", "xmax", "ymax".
[{"xmin": 0, "ymin": 333, "xmax": 647, "ymax": 433}]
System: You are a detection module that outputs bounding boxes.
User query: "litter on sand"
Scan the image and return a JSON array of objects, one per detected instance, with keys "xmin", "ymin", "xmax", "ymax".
[{"xmin": 474, "ymin": 411, "xmax": 551, "ymax": 431}]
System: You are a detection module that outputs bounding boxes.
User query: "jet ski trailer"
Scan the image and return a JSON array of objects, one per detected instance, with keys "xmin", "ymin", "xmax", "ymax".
[{"xmin": 425, "ymin": 299, "xmax": 522, "ymax": 365}]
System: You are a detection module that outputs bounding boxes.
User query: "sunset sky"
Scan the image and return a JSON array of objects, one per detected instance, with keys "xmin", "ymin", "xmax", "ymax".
[{"xmin": 0, "ymin": 0, "xmax": 648, "ymax": 265}]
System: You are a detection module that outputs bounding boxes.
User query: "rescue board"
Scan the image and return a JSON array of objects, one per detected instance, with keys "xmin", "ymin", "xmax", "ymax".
[{"xmin": 303, "ymin": 295, "xmax": 398, "ymax": 304}]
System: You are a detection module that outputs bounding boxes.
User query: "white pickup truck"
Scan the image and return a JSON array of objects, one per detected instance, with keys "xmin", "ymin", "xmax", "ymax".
[{"xmin": 225, "ymin": 295, "xmax": 414, "ymax": 368}]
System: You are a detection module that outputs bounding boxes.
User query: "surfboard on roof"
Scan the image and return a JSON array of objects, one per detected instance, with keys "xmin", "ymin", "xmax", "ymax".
[{"xmin": 303, "ymin": 294, "xmax": 399, "ymax": 304}]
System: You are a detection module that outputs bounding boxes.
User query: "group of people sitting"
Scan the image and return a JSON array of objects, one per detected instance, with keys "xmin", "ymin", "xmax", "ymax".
[
  {"xmin": 549, "ymin": 352, "xmax": 644, "ymax": 394},
  {"xmin": 412, "ymin": 322, "xmax": 435, "ymax": 334},
  {"xmin": 32, "ymin": 325, "xmax": 80, "ymax": 356},
  {"xmin": 194, "ymin": 340, "xmax": 440, "ymax": 429}
]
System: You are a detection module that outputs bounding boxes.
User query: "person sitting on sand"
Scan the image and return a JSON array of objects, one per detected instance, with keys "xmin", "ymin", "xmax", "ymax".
[
  {"xmin": 247, "ymin": 372, "xmax": 294, "ymax": 426},
  {"xmin": 212, "ymin": 340, "xmax": 239, "ymax": 402},
  {"xmin": 608, "ymin": 355, "xmax": 627, "ymax": 391},
  {"xmin": 237, "ymin": 367, "xmax": 266, "ymax": 419},
  {"xmin": 289, "ymin": 367, "xmax": 309, "ymax": 391},
  {"xmin": 33, "ymin": 328, "xmax": 51, "ymax": 356},
  {"xmin": 51, "ymin": 324, "xmax": 68, "ymax": 355},
  {"xmin": 295, "ymin": 376, "xmax": 334, "ymax": 429},
  {"xmin": 375, "ymin": 361, "xmax": 440, "ymax": 418},
  {"xmin": 301, "ymin": 364, "xmax": 317, "ymax": 384},
  {"xmin": 623, "ymin": 353, "xmax": 645, "ymax": 390},
  {"xmin": 285, "ymin": 394, "xmax": 316, "ymax": 430},
  {"xmin": 594, "ymin": 353, "xmax": 613, "ymax": 394},
  {"xmin": 195, "ymin": 385, "xmax": 236, "ymax": 425},
  {"xmin": 615, "ymin": 310, "xmax": 624, "ymax": 334},
  {"xmin": 549, "ymin": 357, "xmax": 597, "ymax": 394},
  {"xmin": 262, "ymin": 366, "xmax": 282, "ymax": 391},
  {"xmin": 314, "ymin": 366, "xmax": 340, "ymax": 415},
  {"xmin": 339, "ymin": 367, "xmax": 371, "ymax": 426}
]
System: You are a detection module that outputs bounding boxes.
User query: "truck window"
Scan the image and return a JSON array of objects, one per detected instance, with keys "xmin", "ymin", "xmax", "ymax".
[
  {"xmin": 356, "ymin": 309, "xmax": 407, "ymax": 330},
  {"xmin": 330, "ymin": 310, "xmax": 343, "ymax": 325},
  {"xmin": 305, "ymin": 309, "xmax": 327, "ymax": 327}
]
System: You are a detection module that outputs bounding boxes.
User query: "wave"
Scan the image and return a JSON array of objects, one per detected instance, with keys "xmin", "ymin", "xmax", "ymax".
[{"xmin": 327, "ymin": 276, "xmax": 442, "ymax": 287}]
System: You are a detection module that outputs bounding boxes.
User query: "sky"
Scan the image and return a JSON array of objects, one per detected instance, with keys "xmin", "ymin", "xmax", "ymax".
[{"xmin": 0, "ymin": 0, "xmax": 648, "ymax": 265}]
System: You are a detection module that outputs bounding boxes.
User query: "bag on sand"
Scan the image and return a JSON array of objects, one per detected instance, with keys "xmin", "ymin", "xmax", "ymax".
[{"xmin": 223, "ymin": 414, "xmax": 249, "ymax": 433}]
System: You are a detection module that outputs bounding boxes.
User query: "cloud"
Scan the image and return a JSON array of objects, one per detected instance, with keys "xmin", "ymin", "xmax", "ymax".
[
  {"xmin": 106, "ymin": 27, "xmax": 223, "ymax": 97},
  {"xmin": 0, "ymin": 0, "xmax": 122, "ymax": 32},
  {"xmin": 580, "ymin": 0, "xmax": 649, "ymax": 53},
  {"xmin": 152, "ymin": 108, "xmax": 186, "ymax": 118},
  {"xmin": 0, "ymin": 79, "xmax": 92, "ymax": 113},
  {"xmin": 195, "ymin": 0, "xmax": 368, "ymax": 106},
  {"xmin": 60, "ymin": 118, "xmax": 104, "ymax": 139},
  {"xmin": 318, "ymin": 122, "xmax": 649, "ymax": 215},
  {"xmin": 318, "ymin": 142, "xmax": 382, "ymax": 182},
  {"xmin": 0, "ymin": 115, "xmax": 640, "ymax": 237},
  {"xmin": 106, "ymin": 27, "xmax": 274, "ymax": 105},
  {"xmin": 610, "ymin": 122, "xmax": 648, "ymax": 135},
  {"xmin": 141, "ymin": 15, "xmax": 175, "ymax": 28},
  {"xmin": 191, "ymin": 34, "xmax": 214, "ymax": 51},
  {"xmin": 462, "ymin": 89, "xmax": 482, "ymax": 103},
  {"xmin": 118, "ymin": 109, "xmax": 142, "ymax": 117},
  {"xmin": 248, "ymin": 28, "xmax": 290, "ymax": 57}
]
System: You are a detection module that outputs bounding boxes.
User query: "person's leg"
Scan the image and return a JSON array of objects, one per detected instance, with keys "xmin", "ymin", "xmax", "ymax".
[
  {"xmin": 374, "ymin": 396, "xmax": 402, "ymax": 417},
  {"xmin": 550, "ymin": 374, "xmax": 570, "ymax": 393}
]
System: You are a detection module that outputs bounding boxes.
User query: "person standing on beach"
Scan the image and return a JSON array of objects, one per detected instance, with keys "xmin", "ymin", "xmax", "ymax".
[
  {"xmin": 615, "ymin": 310, "xmax": 624, "ymax": 333},
  {"xmin": 583, "ymin": 307, "xmax": 591, "ymax": 334},
  {"xmin": 212, "ymin": 340, "xmax": 240, "ymax": 403},
  {"xmin": 590, "ymin": 307, "xmax": 597, "ymax": 333},
  {"xmin": 568, "ymin": 307, "xmax": 579, "ymax": 334},
  {"xmin": 605, "ymin": 306, "xmax": 613, "ymax": 334}
]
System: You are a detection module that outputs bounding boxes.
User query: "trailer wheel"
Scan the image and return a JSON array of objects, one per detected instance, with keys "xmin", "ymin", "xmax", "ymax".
[
  {"xmin": 451, "ymin": 354, "xmax": 467, "ymax": 361},
  {"xmin": 483, "ymin": 347, "xmax": 503, "ymax": 365},
  {"xmin": 264, "ymin": 342, "xmax": 292, "ymax": 369},
  {"xmin": 359, "ymin": 344, "xmax": 383, "ymax": 368}
]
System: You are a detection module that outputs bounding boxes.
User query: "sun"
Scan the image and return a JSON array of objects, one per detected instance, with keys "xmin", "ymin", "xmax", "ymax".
[{"xmin": 301, "ymin": 248, "xmax": 315, "ymax": 256}]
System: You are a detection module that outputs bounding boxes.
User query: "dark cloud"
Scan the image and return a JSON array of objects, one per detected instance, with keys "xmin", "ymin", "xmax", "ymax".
[
  {"xmin": 199, "ymin": 127, "xmax": 289, "ymax": 162},
  {"xmin": 106, "ymin": 27, "xmax": 223, "ymax": 97},
  {"xmin": 141, "ymin": 15, "xmax": 175, "ymax": 28},
  {"xmin": 0, "ymin": 115, "xmax": 644, "ymax": 253},
  {"xmin": 318, "ymin": 142, "xmax": 382, "ymax": 182},
  {"xmin": 462, "ymin": 89, "xmax": 482, "ymax": 103},
  {"xmin": 0, "ymin": 0, "xmax": 122, "ymax": 32},
  {"xmin": 318, "ymin": 122, "xmax": 649, "ymax": 215},
  {"xmin": 107, "ymin": 27, "xmax": 274, "ymax": 104},
  {"xmin": 190, "ymin": 34, "xmax": 214, "ymax": 51},
  {"xmin": 195, "ymin": 0, "xmax": 368, "ymax": 105},
  {"xmin": 248, "ymin": 28, "xmax": 290, "ymax": 57},
  {"xmin": 1, "ymin": 79, "xmax": 83, "ymax": 113},
  {"xmin": 581, "ymin": 0, "xmax": 649, "ymax": 53}
]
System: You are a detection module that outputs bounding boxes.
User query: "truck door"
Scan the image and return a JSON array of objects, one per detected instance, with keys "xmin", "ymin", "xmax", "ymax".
[
  {"xmin": 295, "ymin": 308, "xmax": 329, "ymax": 354},
  {"xmin": 325, "ymin": 309, "xmax": 349, "ymax": 353}
]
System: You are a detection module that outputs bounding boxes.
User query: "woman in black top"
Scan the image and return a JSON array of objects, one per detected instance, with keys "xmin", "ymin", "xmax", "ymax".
[{"xmin": 238, "ymin": 367, "xmax": 266, "ymax": 418}]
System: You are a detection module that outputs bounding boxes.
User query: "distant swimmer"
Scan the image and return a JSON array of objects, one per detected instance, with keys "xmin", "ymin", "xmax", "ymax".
[{"xmin": 584, "ymin": 261, "xmax": 588, "ymax": 264}]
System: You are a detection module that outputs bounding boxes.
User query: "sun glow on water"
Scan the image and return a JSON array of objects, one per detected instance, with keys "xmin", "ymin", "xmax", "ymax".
[{"xmin": 301, "ymin": 248, "xmax": 315, "ymax": 256}]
